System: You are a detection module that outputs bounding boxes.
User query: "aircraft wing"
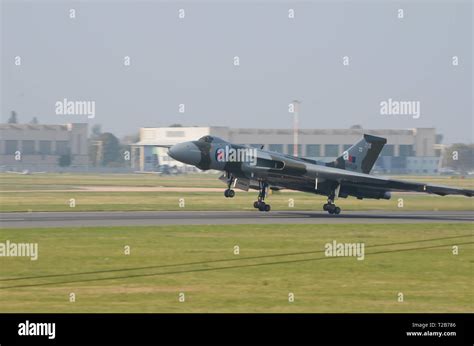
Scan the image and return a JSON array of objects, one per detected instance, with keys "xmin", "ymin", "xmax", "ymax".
[{"xmin": 310, "ymin": 166, "xmax": 474, "ymax": 197}]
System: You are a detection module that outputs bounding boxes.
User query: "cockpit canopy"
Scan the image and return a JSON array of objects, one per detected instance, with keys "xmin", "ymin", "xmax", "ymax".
[{"xmin": 198, "ymin": 135, "xmax": 227, "ymax": 143}]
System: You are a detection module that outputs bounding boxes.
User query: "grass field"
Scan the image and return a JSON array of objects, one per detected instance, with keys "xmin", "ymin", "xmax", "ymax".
[
  {"xmin": 0, "ymin": 173, "xmax": 223, "ymax": 190},
  {"xmin": 2, "ymin": 172, "xmax": 473, "ymax": 190},
  {"xmin": 0, "ymin": 223, "xmax": 472, "ymax": 313},
  {"xmin": 1, "ymin": 173, "xmax": 473, "ymax": 212}
]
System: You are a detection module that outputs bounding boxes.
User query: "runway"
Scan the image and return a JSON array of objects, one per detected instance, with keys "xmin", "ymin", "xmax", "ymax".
[{"xmin": 1, "ymin": 210, "xmax": 473, "ymax": 228}]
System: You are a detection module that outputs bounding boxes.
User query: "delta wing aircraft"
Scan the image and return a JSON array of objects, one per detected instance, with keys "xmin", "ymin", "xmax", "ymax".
[{"xmin": 168, "ymin": 135, "xmax": 473, "ymax": 214}]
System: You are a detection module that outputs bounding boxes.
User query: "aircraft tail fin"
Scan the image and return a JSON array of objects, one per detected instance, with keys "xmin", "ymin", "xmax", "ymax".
[{"xmin": 326, "ymin": 134, "xmax": 386, "ymax": 174}]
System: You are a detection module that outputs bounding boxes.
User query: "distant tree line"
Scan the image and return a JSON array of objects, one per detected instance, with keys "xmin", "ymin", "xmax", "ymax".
[
  {"xmin": 443, "ymin": 144, "xmax": 474, "ymax": 172},
  {"xmin": 88, "ymin": 124, "xmax": 137, "ymax": 167},
  {"xmin": 7, "ymin": 111, "xmax": 38, "ymax": 124}
]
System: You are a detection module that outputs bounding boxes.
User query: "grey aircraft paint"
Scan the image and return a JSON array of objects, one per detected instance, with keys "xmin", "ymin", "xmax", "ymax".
[{"xmin": 169, "ymin": 135, "xmax": 473, "ymax": 214}]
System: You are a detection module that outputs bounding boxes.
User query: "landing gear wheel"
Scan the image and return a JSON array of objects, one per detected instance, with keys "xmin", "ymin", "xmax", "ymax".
[
  {"xmin": 324, "ymin": 194, "xmax": 341, "ymax": 215},
  {"xmin": 325, "ymin": 204, "xmax": 341, "ymax": 215},
  {"xmin": 224, "ymin": 189, "xmax": 235, "ymax": 198},
  {"xmin": 254, "ymin": 181, "xmax": 271, "ymax": 212}
]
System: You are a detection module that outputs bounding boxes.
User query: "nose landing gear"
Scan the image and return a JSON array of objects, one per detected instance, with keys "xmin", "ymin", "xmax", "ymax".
[
  {"xmin": 224, "ymin": 189, "xmax": 235, "ymax": 198},
  {"xmin": 224, "ymin": 172, "xmax": 235, "ymax": 198}
]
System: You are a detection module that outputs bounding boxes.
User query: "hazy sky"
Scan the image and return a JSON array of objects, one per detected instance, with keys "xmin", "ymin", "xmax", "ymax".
[{"xmin": 1, "ymin": 0, "xmax": 472, "ymax": 143}]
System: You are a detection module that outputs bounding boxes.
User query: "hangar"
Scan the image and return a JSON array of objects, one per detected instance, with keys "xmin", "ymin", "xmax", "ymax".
[{"xmin": 0, "ymin": 123, "xmax": 88, "ymax": 170}]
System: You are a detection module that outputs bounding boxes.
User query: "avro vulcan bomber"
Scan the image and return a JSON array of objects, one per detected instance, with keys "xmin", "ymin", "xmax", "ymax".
[{"xmin": 168, "ymin": 135, "xmax": 473, "ymax": 214}]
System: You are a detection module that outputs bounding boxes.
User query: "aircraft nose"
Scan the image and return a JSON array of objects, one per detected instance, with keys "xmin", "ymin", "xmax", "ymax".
[{"xmin": 168, "ymin": 142, "xmax": 201, "ymax": 166}]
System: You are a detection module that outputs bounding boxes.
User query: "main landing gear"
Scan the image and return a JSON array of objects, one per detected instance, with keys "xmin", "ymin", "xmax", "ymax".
[
  {"xmin": 224, "ymin": 172, "xmax": 235, "ymax": 198},
  {"xmin": 253, "ymin": 181, "xmax": 271, "ymax": 212},
  {"xmin": 323, "ymin": 196, "xmax": 341, "ymax": 215}
]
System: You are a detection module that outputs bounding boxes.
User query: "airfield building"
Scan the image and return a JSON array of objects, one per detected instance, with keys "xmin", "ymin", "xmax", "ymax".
[
  {"xmin": 0, "ymin": 123, "xmax": 88, "ymax": 170},
  {"xmin": 131, "ymin": 126, "xmax": 443, "ymax": 174}
]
